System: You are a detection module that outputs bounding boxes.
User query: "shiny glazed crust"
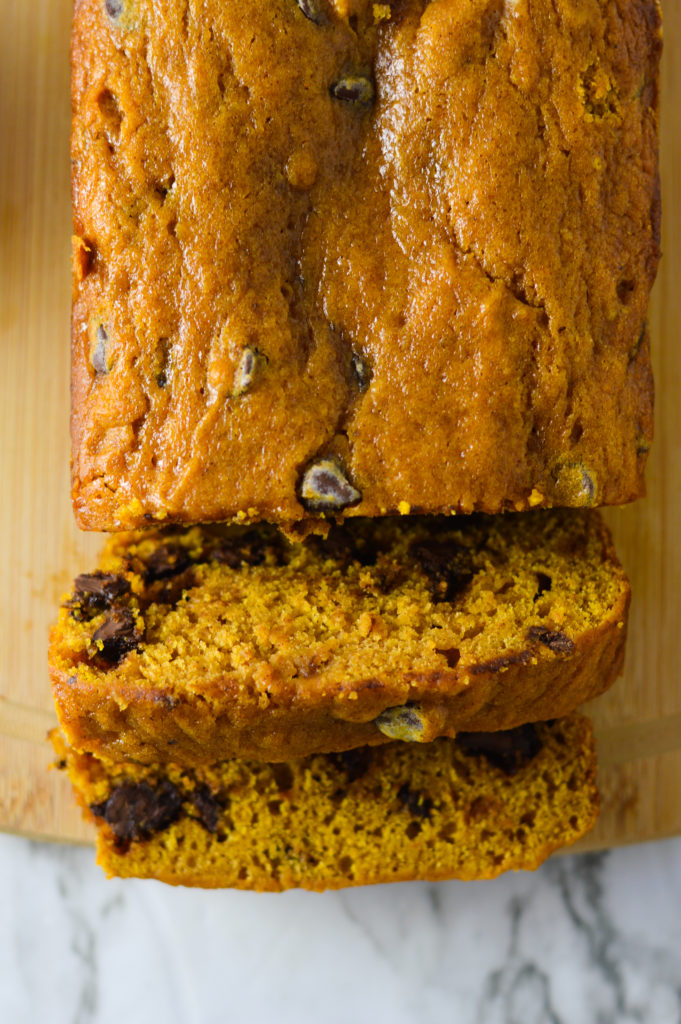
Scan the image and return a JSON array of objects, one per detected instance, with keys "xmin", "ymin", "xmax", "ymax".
[{"xmin": 70, "ymin": 0, "xmax": 660, "ymax": 532}]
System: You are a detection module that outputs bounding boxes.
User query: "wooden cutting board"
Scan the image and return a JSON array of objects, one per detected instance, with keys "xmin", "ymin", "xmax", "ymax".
[{"xmin": 1, "ymin": 3, "xmax": 679, "ymax": 851}]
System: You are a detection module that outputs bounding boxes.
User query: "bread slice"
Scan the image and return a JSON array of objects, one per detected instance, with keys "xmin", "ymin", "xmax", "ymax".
[
  {"xmin": 50, "ymin": 510, "xmax": 629, "ymax": 764},
  {"xmin": 52, "ymin": 715, "xmax": 599, "ymax": 890}
]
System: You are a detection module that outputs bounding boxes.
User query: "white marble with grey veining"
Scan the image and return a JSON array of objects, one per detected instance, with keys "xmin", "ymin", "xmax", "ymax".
[{"xmin": 1, "ymin": 833, "xmax": 681, "ymax": 1024}]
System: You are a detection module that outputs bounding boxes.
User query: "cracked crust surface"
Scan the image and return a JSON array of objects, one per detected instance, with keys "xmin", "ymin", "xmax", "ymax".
[{"xmin": 71, "ymin": 0, "xmax": 661, "ymax": 531}]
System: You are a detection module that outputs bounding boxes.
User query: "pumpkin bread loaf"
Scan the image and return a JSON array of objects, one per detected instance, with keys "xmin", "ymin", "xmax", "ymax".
[
  {"xmin": 71, "ymin": 0, "xmax": 660, "ymax": 533},
  {"xmin": 50, "ymin": 510, "xmax": 629, "ymax": 765},
  {"xmin": 52, "ymin": 715, "xmax": 599, "ymax": 889}
]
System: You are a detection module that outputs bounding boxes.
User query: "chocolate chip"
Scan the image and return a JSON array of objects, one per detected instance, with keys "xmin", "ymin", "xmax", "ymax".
[
  {"xmin": 233, "ymin": 347, "xmax": 259, "ymax": 397},
  {"xmin": 533, "ymin": 572, "xmax": 552, "ymax": 601},
  {"xmin": 331, "ymin": 75, "xmax": 375, "ymax": 106},
  {"xmin": 552, "ymin": 461, "xmax": 597, "ymax": 507},
  {"xmin": 300, "ymin": 458, "xmax": 362, "ymax": 511},
  {"xmin": 409, "ymin": 538, "xmax": 465, "ymax": 577},
  {"xmin": 408, "ymin": 538, "xmax": 474, "ymax": 603},
  {"xmin": 351, "ymin": 352, "xmax": 371, "ymax": 392},
  {"xmin": 296, "ymin": 0, "xmax": 324, "ymax": 23},
  {"xmin": 456, "ymin": 724, "xmax": 543, "ymax": 776},
  {"xmin": 191, "ymin": 785, "xmax": 222, "ymax": 833},
  {"xmin": 105, "ymin": 0, "xmax": 122, "ymax": 15},
  {"xmin": 91, "ymin": 779, "xmax": 183, "ymax": 843},
  {"xmin": 69, "ymin": 572, "xmax": 130, "ymax": 619},
  {"xmin": 91, "ymin": 325, "xmax": 109, "ymax": 375},
  {"xmin": 144, "ymin": 544, "xmax": 192, "ymax": 583},
  {"xmin": 304, "ymin": 524, "xmax": 378, "ymax": 567},
  {"xmin": 76, "ymin": 572, "xmax": 127, "ymax": 601},
  {"xmin": 374, "ymin": 705, "xmax": 425, "ymax": 741},
  {"xmin": 211, "ymin": 529, "xmax": 285, "ymax": 568},
  {"xmin": 527, "ymin": 626, "xmax": 575, "ymax": 653},
  {"xmin": 397, "ymin": 785, "xmax": 433, "ymax": 819},
  {"xmin": 212, "ymin": 540, "xmax": 261, "ymax": 568},
  {"xmin": 90, "ymin": 607, "xmax": 142, "ymax": 666},
  {"xmin": 328, "ymin": 747, "xmax": 373, "ymax": 782},
  {"xmin": 146, "ymin": 569, "xmax": 196, "ymax": 609}
]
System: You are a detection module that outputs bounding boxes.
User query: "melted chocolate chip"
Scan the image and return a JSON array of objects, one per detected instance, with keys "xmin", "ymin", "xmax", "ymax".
[
  {"xmin": 305, "ymin": 524, "xmax": 379, "ymax": 568},
  {"xmin": 409, "ymin": 538, "xmax": 466, "ymax": 576},
  {"xmin": 144, "ymin": 544, "xmax": 192, "ymax": 582},
  {"xmin": 456, "ymin": 724, "xmax": 543, "ymax": 776},
  {"xmin": 91, "ymin": 779, "xmax": 183, "ymax": 843},
  {"xmin": 146, "ymin": 569, "xmax": 196, "ymax": 609},
  {"xmin": 397, "ymin": 785, "xmax": 433, "ymax": 819},
  {"xmin": 328, "ymin": 747, "xmax": 373, "ymax": 782},
  {"xmin": 408, "ymin": 538, "xmax": 474, "ymax": 603},
  {"xmin": 191, "ymin": 785, "xmax": 222, "ymax": 833},
  {"xmin": 527, "ymin": 626, "xmax": 575, "ymax": 654},
  {"xmin": 70, "ymin": 572, "xmax": 130, "ymax": 619},
  {"xmin": 211, "ymin": 529, "xmax": 286, "ymax": 568},
  {"xmin": 90, "ymin": 608, "xmax": 142, "ymax": 666},
  {"xmin": 429, "ymin": 569, "xmax": 474, "ymax": 603}
]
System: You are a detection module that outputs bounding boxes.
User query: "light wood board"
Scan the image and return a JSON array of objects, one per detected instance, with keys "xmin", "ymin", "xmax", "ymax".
[{"xmin": 0, "ymin": 2, "xmax": 679, "ymax": 852}]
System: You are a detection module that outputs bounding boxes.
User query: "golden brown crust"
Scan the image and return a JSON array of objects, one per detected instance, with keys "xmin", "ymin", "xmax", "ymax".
[
  {"xmin": 52, "ymin": 716, "xmax": 600, "ymax": 890},
  {"xmin": 50, "ymin": 510, "xmax": 630, "ymax": 764},
  {"xmin": 70, "ymin": 0, "xmax": 661, "ymax": 531}
]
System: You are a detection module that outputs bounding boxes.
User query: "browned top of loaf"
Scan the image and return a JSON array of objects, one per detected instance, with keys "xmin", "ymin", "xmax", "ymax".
[{"xmin": 71, "ymin": 0, "xmax": 660, "ymax": 532}]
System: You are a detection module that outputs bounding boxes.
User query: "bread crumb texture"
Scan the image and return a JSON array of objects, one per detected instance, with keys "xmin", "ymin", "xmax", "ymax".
[
  {"xmin": 52, "ymin": 715, "xmax": 599, "ymax": 890},
  {"xmin": 50, "ymin": 510, "xmax": 629, "ymax": 763},
  {"xmin": 71, "ymin": 0, "xmax": 660, "ymax": 530}
]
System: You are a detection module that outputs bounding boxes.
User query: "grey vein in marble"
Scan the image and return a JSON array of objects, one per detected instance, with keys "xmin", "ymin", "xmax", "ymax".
[{"xmin": 1, "ymin": 834, "xmax": 681, "ymax": 1024}]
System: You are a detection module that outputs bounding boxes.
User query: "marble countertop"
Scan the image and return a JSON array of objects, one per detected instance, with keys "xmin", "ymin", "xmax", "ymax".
[{"xmin": 2, "ymin": 833, "xmax": 680, "ymax": 1024}]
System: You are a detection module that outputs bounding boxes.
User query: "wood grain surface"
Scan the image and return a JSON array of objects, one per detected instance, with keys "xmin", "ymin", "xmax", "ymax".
[{"xmin": 0, "ymin": 3, "xmax": 679, "ymax": 853}]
